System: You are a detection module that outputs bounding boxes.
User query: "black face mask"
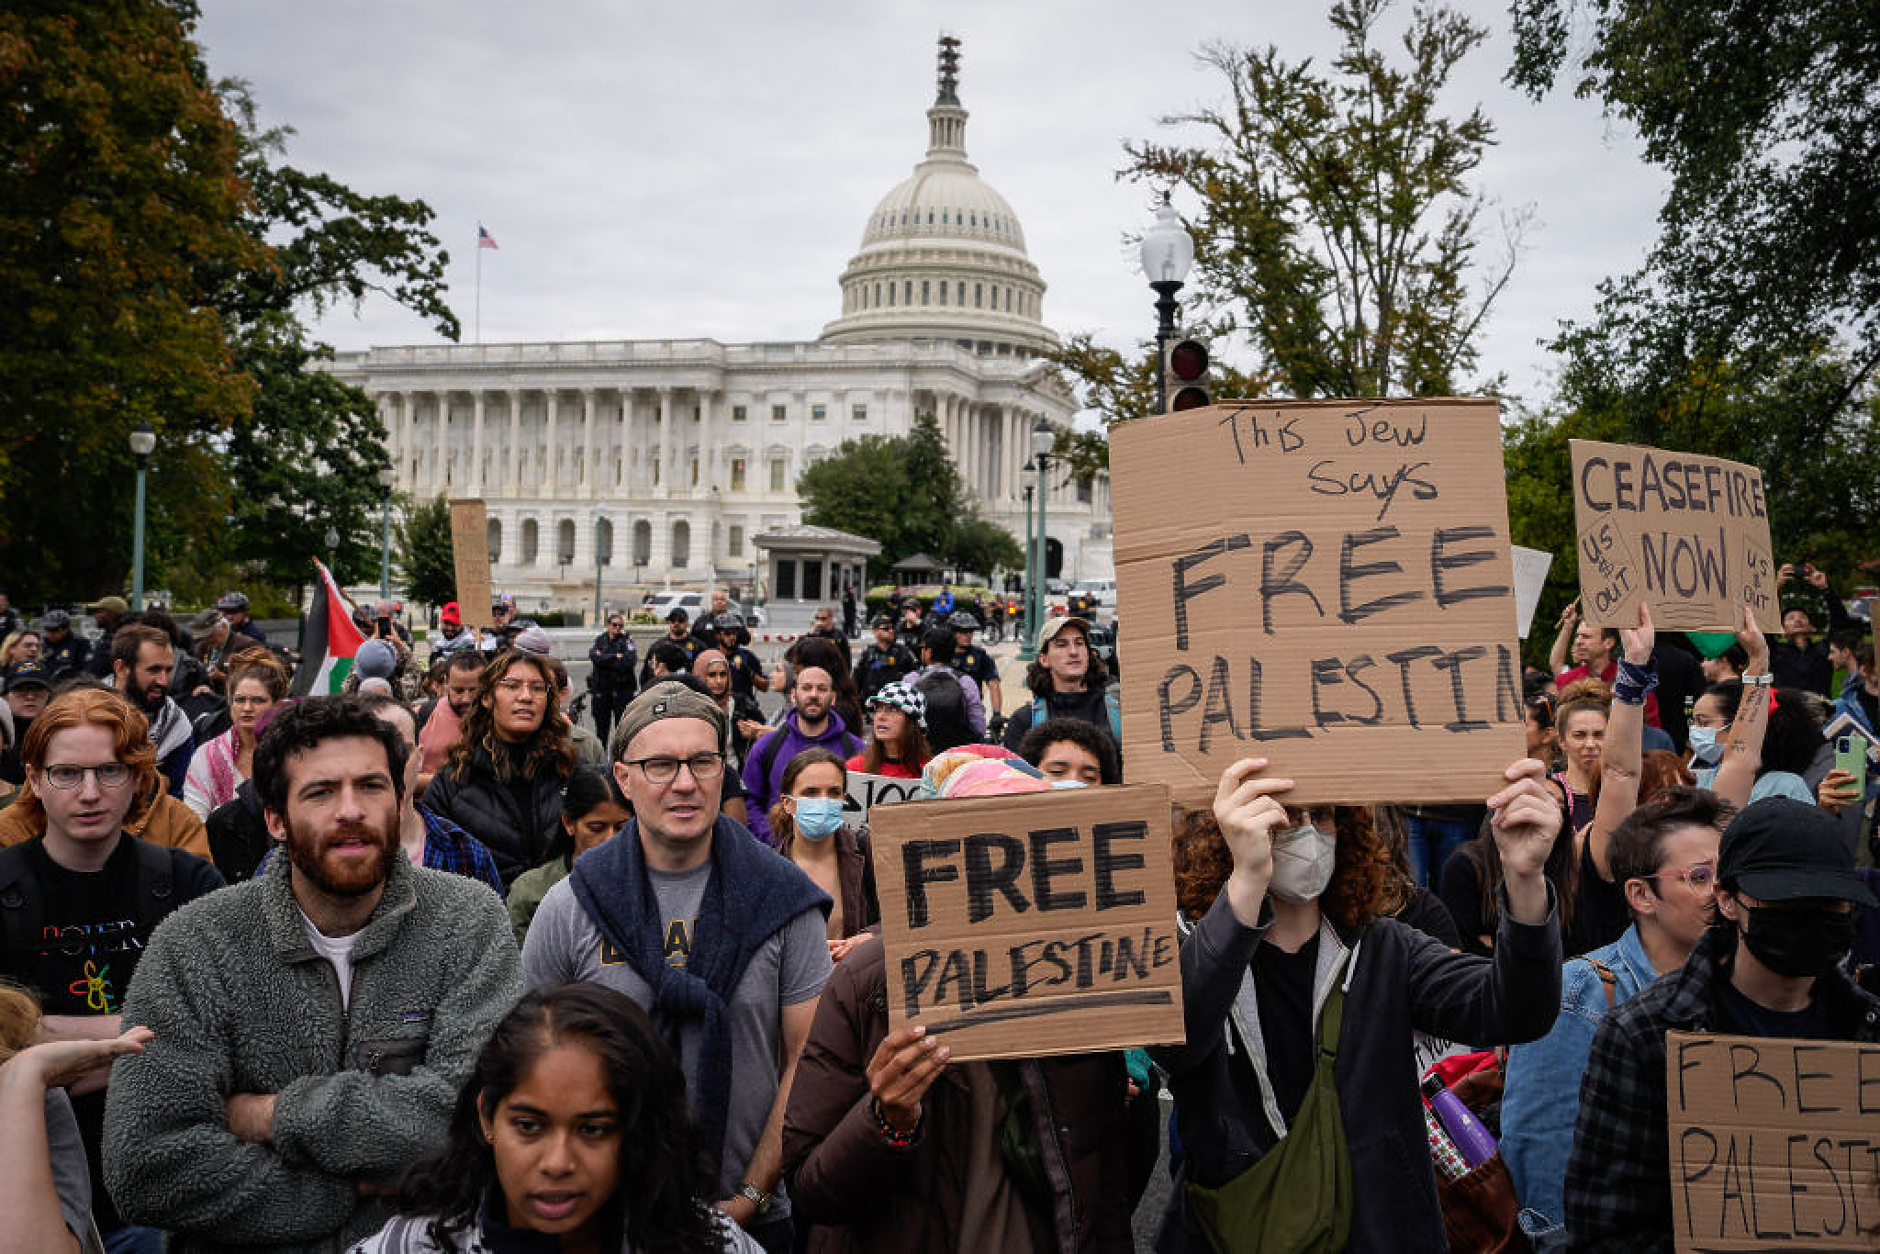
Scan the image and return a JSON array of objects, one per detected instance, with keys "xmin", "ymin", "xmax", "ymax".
[{"xmin": 1738, "ymin": 903, "xmax": 1857, "ymax": 978}]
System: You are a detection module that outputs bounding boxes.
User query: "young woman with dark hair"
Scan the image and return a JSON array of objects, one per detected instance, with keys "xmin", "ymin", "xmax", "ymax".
[
  {"xmin": 847, "ymin": 681, "xmax": 930, "ymax": 779},
  {"xmin": 351, "ymin": 983, "xmax": 756, "ymax": 1253},
  {"xmin": 1158, "ymin": 754, "xmax": 1564, "ymax": 1252},
  {"xmin": 425, "ymin": 651, "xmax": 580, "ymax": 890},
  {"xmin": 507, "ymin": 766, "xmax": 631, "ymax": 947},
  {"xmin": 768, "ymin": 748, "xmax": 877, "ymax": 963}
]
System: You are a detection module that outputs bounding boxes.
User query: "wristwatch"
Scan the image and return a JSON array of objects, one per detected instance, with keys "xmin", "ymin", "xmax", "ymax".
[{"xmin": 737, "ymin": 1183, "xmax": 773, "ymax": 1215}]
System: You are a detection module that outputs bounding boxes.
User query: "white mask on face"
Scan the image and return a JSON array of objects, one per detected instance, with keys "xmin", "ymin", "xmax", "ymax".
[
  {"xmin": 1686, "ymin": 725, "xmax": 1721, "ymax": 766},
  {"xmin": 1268, "ymin": 823, "xmax": 1337, "ymax": 904}
]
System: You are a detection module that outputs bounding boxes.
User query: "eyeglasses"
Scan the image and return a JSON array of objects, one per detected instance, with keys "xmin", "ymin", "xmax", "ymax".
[
  {"xmin": 41, "ymin": 763, "xmax": 133, "ymax": 790},
  {"xmin": 623, "ymin": 752, "xmax": 725, "ymax": 785},
  {"xmin": 1650, "ymin": 863, "xmax": 1718, "ymax": 896},
  {"xmin": 607, "ymin": 620, "xmax": 624, "ymax": 628},
  {"xmin": 494, "ymin": 679, "xmax": 549, "ymax": 697}
]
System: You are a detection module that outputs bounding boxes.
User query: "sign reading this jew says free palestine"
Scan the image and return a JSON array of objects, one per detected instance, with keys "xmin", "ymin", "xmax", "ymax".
[
  {"xmin": 1109, "ymin": 399, "xmax": 1525, "ymax": 806},
  {"xmin": 1569, "ymin": 440, "xmax": 1778, "ymax": 633},
  {"xmin": 871, "ymin": 784, "xmax": 1183, "ymax": 1062}
]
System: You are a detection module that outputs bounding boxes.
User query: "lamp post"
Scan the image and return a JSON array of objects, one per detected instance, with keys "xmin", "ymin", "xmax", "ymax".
[
  {"xmin": 592, "ymin": 516, "xmax": 610, "ymax": 627},
  {"xmin": 377, "ymin": 466, "xmax": 397, "ymax": 601},
  {"xmin": 127, "ymin": 422, "xmax": 157, "ymax": 611},
  {"xmin": 324, "ymin": 526, "xmax": 340, "ymax": 584},
  {"xmin": 1140, "ymin": 191, "xmax": 1195, "ymax": 414},
  {"xmin": 1018, "ymin": 418, "xmax": 1054, "ymax": 662}
]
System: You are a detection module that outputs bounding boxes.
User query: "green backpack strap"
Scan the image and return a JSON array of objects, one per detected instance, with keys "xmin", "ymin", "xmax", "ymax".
[{"xmin": 1104, "ymin": 687, "xmax": 1122, "ymax": 741}]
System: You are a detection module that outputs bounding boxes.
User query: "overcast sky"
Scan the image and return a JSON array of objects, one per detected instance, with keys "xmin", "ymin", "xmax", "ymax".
[{"xmin": 194, "ymin": 0, "xmax": 1664, "ymax": 412}]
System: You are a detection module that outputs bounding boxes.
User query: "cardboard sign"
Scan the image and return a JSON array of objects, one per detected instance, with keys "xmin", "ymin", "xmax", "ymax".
[
  {"xmin": 1666, "ymin": 1031, "xmax": 1880, "ymax": 1251},
  {"xmin": 844, "ymin": 771, "xmax": 917, "ymax": 821},
  {"xmin": 1109, "ymin": 400, "xmax": 1524, "ymax": 805},
  {"xmin": 870, "ymin": 784, "xmax": 1183, "ymax": 1062},
  {"xmin": 448, "ymin": 499, "xmax": 494, "ymax": 629},
  {"xmin": 1511, "ymin": 545, "xmax": 1554, "ymax": 639},
  {"xmin": 1569, "ymin": 441, "xmax": 1778, "ymax": 633}
]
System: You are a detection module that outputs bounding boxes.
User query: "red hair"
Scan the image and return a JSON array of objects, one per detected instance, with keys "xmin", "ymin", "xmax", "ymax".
[{"xmin": 17, "ymin": 688, "xmax": 158, "ymax": 829}]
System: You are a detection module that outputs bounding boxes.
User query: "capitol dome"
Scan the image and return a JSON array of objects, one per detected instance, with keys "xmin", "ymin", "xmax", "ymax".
[{"xmin": 821, "ymin": 38, "xmax": 1057, "ymax": 358}]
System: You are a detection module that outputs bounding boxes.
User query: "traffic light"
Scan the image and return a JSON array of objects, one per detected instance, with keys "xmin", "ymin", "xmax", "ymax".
[{"xmin": 1165, "ymin": 337, "xmax": 1211, "ymax": 411}]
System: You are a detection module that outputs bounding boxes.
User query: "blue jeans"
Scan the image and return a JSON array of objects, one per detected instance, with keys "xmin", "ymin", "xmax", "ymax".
[
  {"xmin": 103, "ymin": 1227, "xmax": 164, "ymax": 1254},
  {"xmin": 1404, "ymin": 814, "xmax": 1475, "ymax": 888}
]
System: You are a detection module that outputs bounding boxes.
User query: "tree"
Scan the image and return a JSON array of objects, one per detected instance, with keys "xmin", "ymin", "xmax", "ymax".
[
  {"xmin": 945, "ymin": 518, "xmax": 1024, "ymax": 581},
  {"xmin": 395, "ymin": 495, "xmax": 458, "ymax": 608},
  {"xmin": 1509, "ymin": 0, "xmax": 1880, "ymax": 416},
  {"xmin": 1122, "ymin": 0, "xmax": 1520, "ymax": 399}
]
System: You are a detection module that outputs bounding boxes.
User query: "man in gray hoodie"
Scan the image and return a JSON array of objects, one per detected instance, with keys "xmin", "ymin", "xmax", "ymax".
[{"xmin": 104, "ymin": 696, "xmax": 521, "ymax": 1253}]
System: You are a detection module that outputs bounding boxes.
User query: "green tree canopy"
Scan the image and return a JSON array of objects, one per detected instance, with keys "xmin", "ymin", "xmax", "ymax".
[{"xmin": 395, "ymin": 495, "xmax": 457, "ymax": 608}]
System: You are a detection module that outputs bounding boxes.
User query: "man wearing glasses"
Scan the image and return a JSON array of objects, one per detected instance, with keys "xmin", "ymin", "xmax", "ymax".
[
  {"xmin": 0, "ymin": 688, "xmax": 223, "ymax": 1251},
  {"xmin": 522, "ymin": 681, "xmax": 832, "ymax": 1254},
  {"xmin": 1498, "ymin": 789, "xmax": 1727, "ymax": 1242},
  {"xmin": 587, "ymin": 612, "xmax": 638, "ymax": 747}
]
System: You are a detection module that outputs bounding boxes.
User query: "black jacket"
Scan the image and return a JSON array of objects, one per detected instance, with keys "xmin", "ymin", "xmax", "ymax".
[
  {"xmin": 40, "ymin": 634, "xmax": 89, "ymax": 680},
  {"xmin": 422, "ymin": 749, "xmax": 569, "ymax": 889},
  {"xmin": 586, "ymin": 631, "xmax": 638, "ymax": 695},
  {"xmin": 1154, "ymin": 887, "xmax": 1562, "ymax": 1253},
  {"xmin": 1000, "ymin": 684, "xmax": 1117, "ymax": 752},
  {"xmin": 204, "ymin": 779, "xmax": 272, "ymax": 884}
]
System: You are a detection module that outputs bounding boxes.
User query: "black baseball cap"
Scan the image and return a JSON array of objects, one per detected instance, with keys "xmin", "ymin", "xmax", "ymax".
[
  {"xmin": 1719, "ymin": 798, "xmax": 1878, "ymax": 906},
  {"xmin": 871, "ymin": 613, "xmax": 894, "ymax": 629},
  {"xmin": 4, "ymin": 660, "xmax": 51, "ymax": 692},
  {"xmin": 666, "ymin": 607, "xmax": 689, "ymax": 624}
]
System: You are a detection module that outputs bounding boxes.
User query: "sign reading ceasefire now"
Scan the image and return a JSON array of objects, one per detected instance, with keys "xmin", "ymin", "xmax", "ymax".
[
  {"xmin": 1109, "ymin": 399, "xmax": 1525, "ymax": 806},
  {"xmin": 1570, "ymin": 440, "xmax": 1778, "ymax": 634},
  {"xmin": 870, "ymin": 784, "xmax": 1183, "ymax": 1062}
]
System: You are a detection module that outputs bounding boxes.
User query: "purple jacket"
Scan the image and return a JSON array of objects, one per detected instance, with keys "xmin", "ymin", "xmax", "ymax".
[{"xmin": 740, "ymin": 709, "xmax": 863, "ymax": 845}]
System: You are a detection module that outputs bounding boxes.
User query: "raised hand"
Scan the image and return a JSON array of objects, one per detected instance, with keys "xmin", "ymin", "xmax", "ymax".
[
  {"xmin": 1734, "ymin": 602, "xmax": 1770, "ymax": 673},
  {"xmin": 1212, "ymin": 758, "xmax": 1296, "ymax": 925},
  {"xmin": 1619, "ymin": 602, "xmax": 1655, "ymax": 665},
  {"xmin": 1487, "ymin": 759, "xmax": 1559, "ymax": 924}
]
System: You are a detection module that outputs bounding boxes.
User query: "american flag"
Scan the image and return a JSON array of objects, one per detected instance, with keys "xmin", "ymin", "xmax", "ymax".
[{"xmin": 477, "ymin": 224, "xmax": 499, "ymax": 250}]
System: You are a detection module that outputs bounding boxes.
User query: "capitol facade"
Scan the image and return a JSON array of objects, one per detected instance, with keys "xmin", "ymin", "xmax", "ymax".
[{"xmin": 327, "ymin": 38, "xmax": 1112, "ymax": 615}]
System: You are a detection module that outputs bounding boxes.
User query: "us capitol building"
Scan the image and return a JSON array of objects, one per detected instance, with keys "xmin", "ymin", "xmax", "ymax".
[{"xmin": 327, "ymin": 38, "xmax": 1113, "ymax": 615}]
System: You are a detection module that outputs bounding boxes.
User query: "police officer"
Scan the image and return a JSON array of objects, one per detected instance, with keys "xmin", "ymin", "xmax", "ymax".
[
  {"xmin": 37, "ymin": 610, "xmax": 90, "ymax": 680},
  {"xmin": 854, "ymin": 613, "xmax": 917, "ymax": 703},
  {"xmin": 711, "ymin": 613, "xmax": 769, "ymax": 700},
  {"xmin": 586, "ymin": 611, "xmax": 639, "ymax": 747},
  {"xmin": 946, "ymin": 610, "xmax": 1001, "ymax": 721}
]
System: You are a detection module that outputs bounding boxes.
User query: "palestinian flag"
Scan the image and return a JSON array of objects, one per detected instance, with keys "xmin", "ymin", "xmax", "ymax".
[{"xmin": 292, "ymin": 559, "xmax": 366, "ymax": 696}]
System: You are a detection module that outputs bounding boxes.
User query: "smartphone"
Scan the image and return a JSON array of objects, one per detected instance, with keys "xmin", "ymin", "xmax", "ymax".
[
  {"xmin": 1835, "ymin": 734, "xmax": 1866, "ymax": 780},
  {"xmin": 376, "ymin": 616, "xmax": 392, "ymax": 636}
]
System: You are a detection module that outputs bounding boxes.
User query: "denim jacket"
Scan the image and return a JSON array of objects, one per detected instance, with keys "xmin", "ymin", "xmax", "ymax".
[{"xmin": 1501, "ymin": 925, "xmax": 1660, "ymax": 1238}]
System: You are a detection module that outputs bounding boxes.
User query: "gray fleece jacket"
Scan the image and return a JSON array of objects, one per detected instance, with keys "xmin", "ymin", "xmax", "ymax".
[{"xmin": 103, "ymin": 848, "xmax": 522, "ymax": 1253}]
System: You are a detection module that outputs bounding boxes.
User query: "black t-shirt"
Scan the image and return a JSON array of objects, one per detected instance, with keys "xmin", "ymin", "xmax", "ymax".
[
  {"xmin": 1249, "ymin": 932, "xmax": 1321, "ymax": 1127},
  {"xmin": 1716, "ymin": 977, "xmax": 1828, "ymax": 1040},
  {"xmin": 1438, "ymin": 851, "xmax": 1492, "ymax": 959},
  {"xmin": 1395, "ymin": 886, "xmax": 1463, "ymax": 949},
  {"xmin": 1568, "ymin": 839, "xmax": 1630, "ymax": 958}
]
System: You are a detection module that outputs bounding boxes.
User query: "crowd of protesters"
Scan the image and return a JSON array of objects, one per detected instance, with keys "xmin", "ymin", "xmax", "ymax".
[{"xmin": 0, "ymin": 560, "xmax": 1876, "ymax": 1254}]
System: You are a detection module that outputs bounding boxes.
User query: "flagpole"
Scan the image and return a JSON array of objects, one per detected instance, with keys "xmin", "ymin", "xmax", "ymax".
[{"xmin": 475, "ymin": 227, "xmax": 482, "ymax": 345}]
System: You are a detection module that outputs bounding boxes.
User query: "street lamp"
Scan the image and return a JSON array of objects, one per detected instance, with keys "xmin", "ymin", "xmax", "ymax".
[
  {"xmin": 1140, "ymin": 190, "xmax": 1195, "ymax": 414},
  {"xmin": 128, "ymin": 422, "xmax": 157, "ymax": 611},
  {"xmin": 377, "ymin": 466, "xmax": 397, "ymax": 600},
  {"xmin": 1018, "ymin": 417, "xmax": 1055, "ymax": 662},
  {"xmin": 592, "ymin": 515, "xmax": 611, "ymax": 628},
  {"xmin": 324, "ymin": 526, "xmax": 340, "ymax": 584}
]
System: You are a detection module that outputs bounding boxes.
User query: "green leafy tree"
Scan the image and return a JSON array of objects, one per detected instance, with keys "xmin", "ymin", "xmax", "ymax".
[
  {"xmin": 945, "ymin": 518, "xmax": 1024, "ymax": 581},
  {"xmin": 1124, "ymin": 0, "xmax": 1519, "ymax": 399},
  {"xmin": 395, "ymin": 494, "xmax": 458, "ymax": 608}
]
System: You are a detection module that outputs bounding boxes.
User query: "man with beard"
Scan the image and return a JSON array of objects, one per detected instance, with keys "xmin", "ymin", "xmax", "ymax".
[
  {"xmin": 415, "ymin": 650, "xmax": 485, "ymax": 799},
  {"xmin": 108, "ymin": 624, "xmax": 192, "ymax": 798},
  {"xmin": 0, "ymin": 688, "xmax": 224, "ymax": 1252},
  {"xmin": 105, "ymin": 696, "xmax": 520, "ymax": 1252},
  {"xmin": 740, "ymin": 666, "xmax": 861, "ymax": 847}
]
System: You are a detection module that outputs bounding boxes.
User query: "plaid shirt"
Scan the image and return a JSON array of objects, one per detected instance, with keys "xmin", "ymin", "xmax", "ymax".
[
  {"xmin": 1564, "ymin": 927, "xmax": 1880, "ymax": 1251},
  {"xmin": 419, "ymin": 806, "xmax": 505, "ymax": 897}
]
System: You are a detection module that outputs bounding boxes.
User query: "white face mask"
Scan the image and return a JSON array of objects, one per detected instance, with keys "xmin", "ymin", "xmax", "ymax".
[
  {"xmin": 1687, "ymin": 725, "xmax": 1721, "ymax": 766},
  {"xmin": 1269, "ymin": 823, "xmax": 1337, "ymax": 904}
]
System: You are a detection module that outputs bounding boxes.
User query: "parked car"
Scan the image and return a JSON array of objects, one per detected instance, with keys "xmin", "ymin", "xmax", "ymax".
[
  {"xmin": 639, "ymin": 590, "xmax": 766, "ymax": 626},
  {"xmin": 1070, "ymin": 578, "xmax": 1115, "ymax": 607}
]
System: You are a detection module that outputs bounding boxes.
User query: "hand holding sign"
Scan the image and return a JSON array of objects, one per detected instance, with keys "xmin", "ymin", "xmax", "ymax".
[
  {"xmin": 1212, "ymin": 757, "xmax": 1296, "ymax": 927},
  {"xmin": 1619, "ymin": 602, "xmax": 1656, "ymax": 667},
  {"xmin": 866, "ymin": 1025, "xmax": 950, "ymax": 1135},
  {"xmin": 1487, "ymin": 759, "xmax": 1561, "ymax": 925}
]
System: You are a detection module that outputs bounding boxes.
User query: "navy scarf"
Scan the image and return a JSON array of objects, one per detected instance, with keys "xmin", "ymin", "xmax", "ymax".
[{"xmin": 569, "ymin": 813, "xmax": 830, "ymax": 1172}]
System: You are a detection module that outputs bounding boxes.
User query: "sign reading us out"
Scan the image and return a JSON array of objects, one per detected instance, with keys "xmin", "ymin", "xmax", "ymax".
[
  {"xmin": 870, "ymin": 784, "xmax": 1183, "ymax": 1062},
  {"xmin": 1110, "ymin": 399, "xmax": 1525, "ymax": 806},
  {"xmin": 1569, "ymin": 440, "xmax": 1778, "ymax": 633}
]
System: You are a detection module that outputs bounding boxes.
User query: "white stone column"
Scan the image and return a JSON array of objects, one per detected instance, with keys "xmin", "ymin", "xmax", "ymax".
[
  {"xmin": 545, "ymin": 390, "xmax": 562, "ymax": 493},
  {"xmin": 470, "ymin": 391, "xmax": 486, "ymax": 493},
  {"xmin": 581, "ymin": 388, "xmax": 596, "ymax": 490},
  {"xmin": 658, "ymin": 388, "xmax": 675, "ymax": 493},
  {"xmin": 649, "ymin": 508, "xmax": 671, "ymax": 573},
  {"xmin": 502, "ymin": 390, "xmax": 520, "ymax": 494},
  {"xmin": 434, "ymin": 391, "xmax": 452, "ymax": 492}
]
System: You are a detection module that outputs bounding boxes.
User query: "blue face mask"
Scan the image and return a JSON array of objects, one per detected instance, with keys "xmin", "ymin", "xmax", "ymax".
[
  {"xmin": 1687, "ymin": 725, "xmax": 1721, "ymax": 766},
  {"xmin": 791, "ymin": 797, "xmax": 845, "ymax": 840}
]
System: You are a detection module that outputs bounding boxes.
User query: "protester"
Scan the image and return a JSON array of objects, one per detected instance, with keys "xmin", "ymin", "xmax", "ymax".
[
  {"xmin": 909, "ymin": 667, "xmax": 979, "ymax": 754},
  {"xmin": 425, "ymin": 649, "xmax": 580, "ymax": 889},
  {"xmin": 780, "ymin": 636, "xmax": 864, "ymax": 739},
  {"xmin": 1501, "ymin": 788, "xmax": 1730, "ymax": 1246},
  {"xmin": 107, "ymin": 624, "xmax": 192, "ymax": 797},
  {"xmin": 768, "ymin": 747, "xmax": 877, "ymax": 963},
  {"xmin": 350, "ymin": 983, "xmax": 759, "ymax": 1254},
  {"xmin": 214, "ymin": 590, "xmax": 269, "ymax": 647},
  {"xmin": 1551, "ymin": 601, "xmax": 1662, "ymax": 727},
  {"xmin": 506, "ymin": 764, "xmax": 629, "ymax": 946},
  {"xmin": 911, "ymin": 626, "xmax": 984, "ymax": 738},
  {"xmin": 356, "ymin": 693, "xmax": 503, "ymax": 896},
  {"xmin": 740, "ymin": 665, "xmax": 862, "ymax": 847},
  {"xmin": 2, "ymin": 627, "xmax": 41, "ymax": 667},
  {"xmin": 586, "ymin": 610, "xmax": 638, "ymax": 748},
  {"xmin": 181, "ymin": 647, "xmax": 288, "ymax": 819},
  {"xmin": 415, "ymin": 650, "xmax": 484, "ymax": 798},
  {"xmin": 1157, "ymin": 755, "xmax": 1563, "ymax": 1251},
  {"xmin": 1769, "ymin": 562, "xmax": 1857, "ymax": 695},
  {"xmin": 1563, "ymin": 798, "xmax": 1880, "ymax": 1248},
  {"xmin": 0, "ymin": 687, "xmax": 226, "ymax": 1252},
  {"xmin": 853, "ymin": 613, "xmax": 917, "ymax": 703},
  {"xmin": 656, "ymin": 670, "xmax": 754, "ymax": 829},
  {"xmin": 432, "ymin": 601, "xmax": 472, "ymax": 652},
  {"xmin": 847, "ymin": 680, "xmax": 930, "ymax": 779},
  {"xmin": 1686, "ymin": 610, "xmax": 1821, "ymax": 812},
  {"xmin": 694, "ymin": 648, "xmax": 764, "ymax": 765},
  {"xmin": 0, "ymin": 983, "xmax": 154, "ymax": 1254},
  {"xmin": 523, "ymin": 680, "xmax": 832, "ymax": 1253},
  {"xmin": 1016, "ymin": 715, "xmax": 1121, "ymax": 786},
  {"xmin": 104, "ymin": 696, "xmax": 522, "ymax": 1251},
  {"xmin": 1000, "ymin": 614, "xmax": 1121, "ymax": 756},
  {"xmin": 782, "ymin": 756, "xmax": 1139, "ymax": 1253},
  {"xmin": 1550, "ymin": 677, "xmax": 1610, "ymax": 832}
]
